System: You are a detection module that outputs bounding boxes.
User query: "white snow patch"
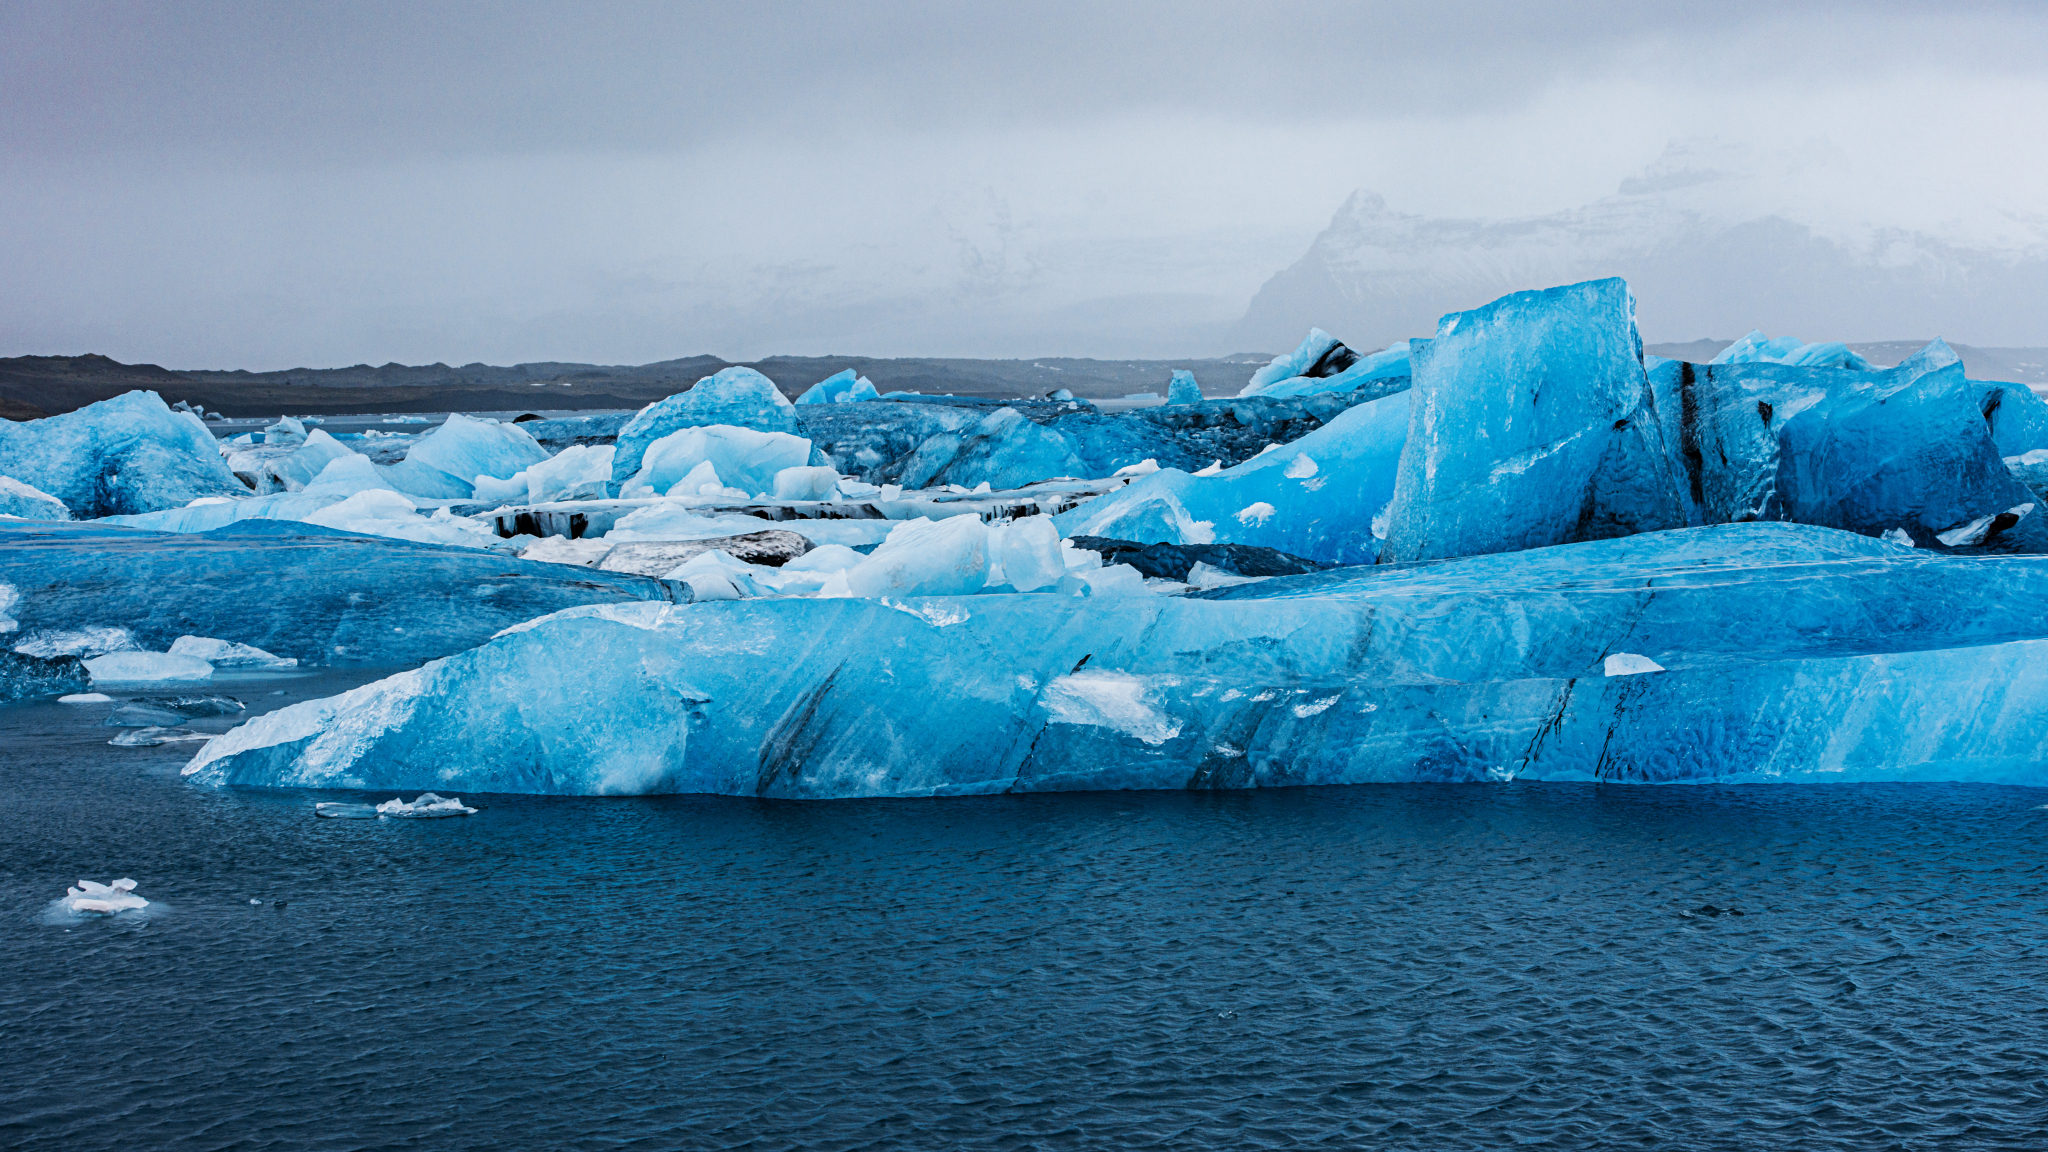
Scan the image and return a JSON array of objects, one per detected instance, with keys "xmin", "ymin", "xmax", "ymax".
[
  {"xmin": 1604, "ymin": 653, "xmax": 1665, "ymax": 676},
  {"xmin": 1042, "ymin": 671, "xmax": 1184, "ymax": 745},
  {"xmin": 1235, "ymin": 502, "xmax": 1276, "ymax": 527},
  {"xmin": 1283, "ymin": 454, "xmax": 1319, "ymax": 479}
]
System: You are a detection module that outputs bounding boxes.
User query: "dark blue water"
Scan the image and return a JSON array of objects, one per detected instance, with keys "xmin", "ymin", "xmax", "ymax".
[{"xmin": 5, "ymin": 680, "xmax": 2047, "ymax": 1150}]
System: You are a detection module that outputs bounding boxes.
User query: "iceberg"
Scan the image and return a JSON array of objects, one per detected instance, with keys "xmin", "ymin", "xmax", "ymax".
[
  {"xmin": 795, "ymin": 369, "xmax": 881, "ymax": 405},
  {"xmin": 1055, "ymin": 389, "xmax": 1411, "ymax": 566},
  {"xmin": 400, "ymin": 414, "xmax": 548, "ymax": 498},
  {"xmin": 3, "ymin": 518, "xmax": 683, "ymax": 666},
  {"xmin": 897, "ymin": 408, "xmax": 1086, "ymax": 491},
  {"xmin": 168, "ymin": 635, "xmax": 297, "ymax": 668},
  {"xmin": 1379, "ymin": 278, "xmax": 1686, "ymax": 563},
  {"xmin": 770, "ymin": 465, "xmax": 841, "ymax": 501},
  {"xmin": 471, "ymin": 444, "xmax": 615, "ymax": 505},
  {"xmin": 623, "ymin": 425, "xmax": 816, "ymax": 499},
  {"xmin": 1239, "ymin": 332, "xmax": 1412, "ymax": 399},
  {"xmin": 612, "ymin": 367, "xmax": 801, "ymax": 485},
  {"xmin": 0, "ymin": 390, "xmax": 249, "ymax": 517},
  {"xmin": 0, "ymin": 475, "xmax": 70, "ymax": 520},
  {"xmin": 1166, "ymin": 371, "xmax": 1203, "ymax": 405},
  {"xmin": 85, "ymin": 650, "xmax": 215, "ymax": 684},
  {"xmin": 1980, "ymin": 381, "xmax": 2048, "ymax": 458},
  {"xmin": 273, "ymin": 430, "xmax": 357, "ymax": 491},
  {"xmin": 845, "ymin": 515, "xmax": 993, "ymax": 598},
  {"xmin": 1650, "ymin": 340, "xmax": 2046, "ymax": 549},
  {"xmin": 1711, "ymin": 330, "xmax": 1873, "ymax": 372},
  {"xmin": 186, "ymin": 523, "xmax": 2048, "ymax": 797}
]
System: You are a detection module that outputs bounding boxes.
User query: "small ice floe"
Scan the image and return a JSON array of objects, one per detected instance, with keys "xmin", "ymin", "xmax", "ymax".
[
  {"xmin": 315, "ymin": 793, "xmax": 476, "ymax": 819},
  {"xmin": 62, "ymin": 878, "xmax": 148, "ymax": 915},
  {"xmin": 108, "ymin": 726, "xmax": 214, "ymax": 747},
  {"xmin": 1603, "ymin": 653, "xmax": 1665, "ymax": 677},
  {"xmin": 58, "ymin": 693, "xmax": 113, "ymax": 704}
]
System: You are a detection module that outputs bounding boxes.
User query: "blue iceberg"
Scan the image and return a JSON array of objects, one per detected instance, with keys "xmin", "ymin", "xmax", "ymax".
[
  {"xmin": 1239, "ymin": 331, "xmax": 1412, "ymax": 399},
  {"xmin": 897, "ymin": 408, "xmax": 1087, "ymax": 490},
  {"xmin": 184, "ymin": 523, "xmax": 2048, "ymax": 796},
  {"xmin": 1166, "ymin": 371, "xmax": 1202, "ymax": 405},
  {"xmin": 794, "ymin": 369, "xmax": 880, "ymax": 405},
  {"xmin": 1379, "ymin": 278, "xmax": 1686, "ymax": 563},
  {"xmin": 3, "ymin": 518, "xmax": 680, "ymax": 667},
  {"xmin": 0, "ymin": 475, "xmax": 70, "ymax": 520},
  {"xmin": 0, "ymin": 390, "xmax": 249, "ymax": 517},
  {"xmin": 1053, "ymin": 390, "xmax": 1411, "ymax": 566},
  {"xmin": 612, "ymin": 367, "xmax": 802, "ymax": 485},
  {"xmin": 1711, "ymin": 330, "xmax": 1873, "ymax": 372}
]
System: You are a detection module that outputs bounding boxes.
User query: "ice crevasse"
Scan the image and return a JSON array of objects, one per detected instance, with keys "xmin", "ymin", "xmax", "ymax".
[{"xmin": 185, "ymin": 523, "xmax": 2048, "ymax": 797}]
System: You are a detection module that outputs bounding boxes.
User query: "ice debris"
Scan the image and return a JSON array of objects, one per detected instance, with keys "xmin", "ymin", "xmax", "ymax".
[
  {"xmin": 314, "ymin": 794, "xmax": 475, "ymax": 818},
  {"xmin": 1240, "ymin": 331, "xmax": 1412, "ymax": 399},
  {"xmin": 471, "ymin": 444, "xmax": 615, "ymax": 505}
]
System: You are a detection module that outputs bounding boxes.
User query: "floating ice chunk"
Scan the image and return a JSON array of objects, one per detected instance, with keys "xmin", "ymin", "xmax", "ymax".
[
  {"xmin": 1379, "ymin": 278, "xmax": 1685, "ymax": 563},
  {"xmin": 664, "ymin": 549, "xmax": 775, "ymax": 600},
  {"xmin": 86, "ymin": 651, "xmax": 214, "ymax": 684},
  {"xmin": 795, "ymin": 369, "xmax": 880, "ymax": 405},
  {"xmin": 1711, "ymin": 330, "xmax": 1873, "ymax": 371},
  {"xmin": 1882, "ymin": 527, "xmax": 1918, "ymax": 548},
  {"xmin": 62, "ymin": 878, "xmax": 148, "ymax": 915},
  {"xmin": 313, "ymin": 802, "xmax": 380, "ymax": 818},
  {"xmin": 274, "ymin": 430, "xmax": 356, "ymax": 491},
  {"xmin": 772, "ymin": 465, "xmax": 841, "ymax": 501},
  {"xmin": 1047, "ymin": 388, "xmax": 1075, "ymax": 402},
  {"xmin": 376, "ymin": 792, "xmax": 476, "ymax": 818},
  {"xmin": 59, "ymin": 692, "xmax": 113, "ymax": 703},
  {"xmin": 992, "ymin": 515, "xmax": 1065, "ymax": 592},
  {"xmin": 782, "ymin": 543, "xmax": 867, "ymax": 573},
  {"xmin": 471, "ymin": 444, "xmax": 616, "ymax": 505},
  {"xmin": 302, "ymin": 489, "xmax": 497, "ymax": 549},
  {"xmin": 1240, "ymin": 331, "xmax": 1411, "ymax": 398},
  {"xmin": 846, "ymin": 516, "xmax": 991, "ymax": 598},
  {"xmin": 399, "ymin": 413, "xmax": 548, "ymax": 498},
  {"xmin": 1603, "ymin": 653, "xmax": 1665, "ymax": 676},
  {"xmin": 613, "ymin": 368, "xmax": 801, "ymax": 485},
  {"xmin": 625, "ymin": 425, "xmax": 814, "ymax": 499},
  {"xmin": 109, "ymin": 725, "xmax": 212, "ymax": 747},
  {"xmin": 1067, "ymin": 563, "xmax": 1150, "ymax": 597},
  {"xmin": 16, "ymin": 626, "xmax": 139, "ymax": 659},
  {"xmin": 168, "ymin": 635, "xmax": 298, "ymax": 668},
  {"xmin": 1114, "ymin": 458, "xmax": 1161, "ymax": 477},
  {"xmin": 1167, "ymin": 371, "xmax": 1202, "ymax": 404},
  {"xmin": 517, "ymin": 536, "xmax": 616, "ymax": 567},
  {"xmin": 264, "ymin": 416, "xmax": 307, "ymax": 444},
  {"xmin": 0, "ymin": 391, "xmax": 248, "ymax": 517},
  {"xmin": 1936, "ymin": 503, "xmax": 2036, "ymax": 548},
  {"xmin": 0, "ymin": 475, "xmax": 70, "ymax": 520}
]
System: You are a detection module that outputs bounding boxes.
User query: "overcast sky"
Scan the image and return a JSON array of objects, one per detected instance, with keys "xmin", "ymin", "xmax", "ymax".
[{"xmin": 4, "ymin": 0, "xmax": 2046, "ymax": 367}]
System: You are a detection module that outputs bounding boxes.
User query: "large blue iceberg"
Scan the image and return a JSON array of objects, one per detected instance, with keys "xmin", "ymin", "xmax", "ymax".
[
  {"xmin": 0, "ymin": 390, "xmax": 248, "ymax": 517},
  {"xmin": 184, "ymin": 523, "xmax": 2048, "ymax": 795},
  {"xmin": 612, "ymin": 367, "xmax": 804, "ymax": 485}
]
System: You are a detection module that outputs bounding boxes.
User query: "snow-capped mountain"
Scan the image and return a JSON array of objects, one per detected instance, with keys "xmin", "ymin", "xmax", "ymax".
[{"xmin": 1234, "ymin": 141, "xmax": 2048, "ymax": 351}]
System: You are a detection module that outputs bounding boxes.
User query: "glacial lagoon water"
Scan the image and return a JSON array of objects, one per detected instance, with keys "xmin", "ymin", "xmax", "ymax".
[{"xmin": 4, "ymin": 676, "xmax": 2046, "ymax": 1150}]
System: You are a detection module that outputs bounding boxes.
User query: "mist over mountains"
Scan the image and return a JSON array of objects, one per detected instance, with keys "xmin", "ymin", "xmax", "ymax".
[{"xmin": 1236, "ymin": 141, "xmax": 2048, "ymax": 354}]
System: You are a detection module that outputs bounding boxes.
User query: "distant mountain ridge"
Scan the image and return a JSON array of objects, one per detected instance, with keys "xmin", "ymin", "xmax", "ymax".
[
  {"xmin": 1237, "ymin": 141, "xmax": 2048, "ymax": 356},
  {"xmin": 0, "ymin": 351, "xmax": 1274, "ymax": 419}
]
